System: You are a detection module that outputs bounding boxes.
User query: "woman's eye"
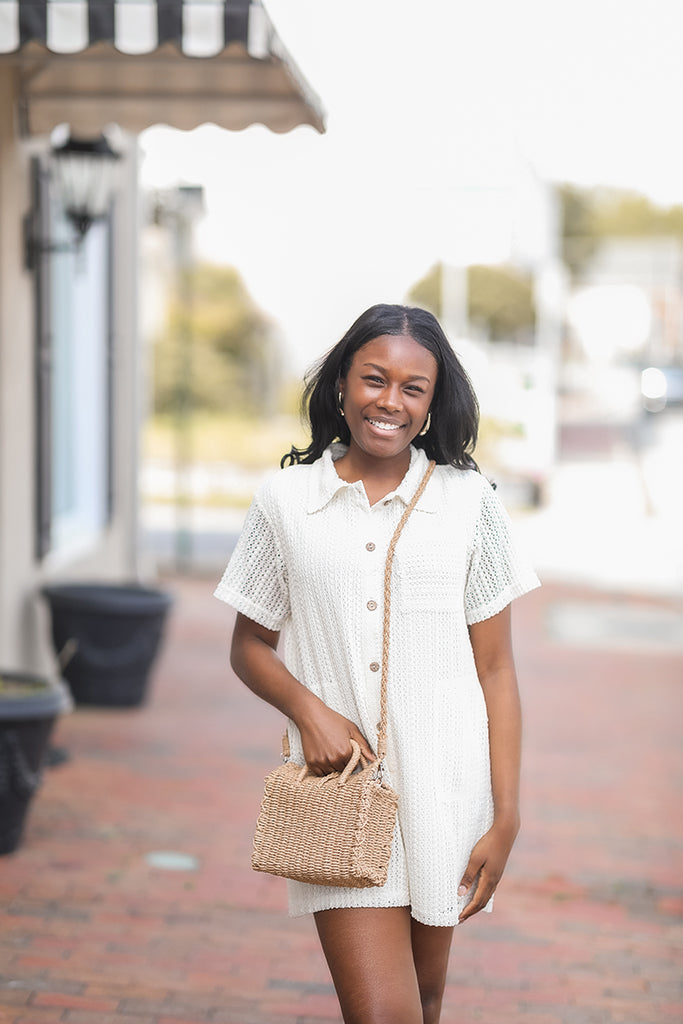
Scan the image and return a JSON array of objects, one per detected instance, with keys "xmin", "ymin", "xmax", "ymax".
[{"xmin": 364, "ymin": 376, "xmax": 384, "ymax": 385}]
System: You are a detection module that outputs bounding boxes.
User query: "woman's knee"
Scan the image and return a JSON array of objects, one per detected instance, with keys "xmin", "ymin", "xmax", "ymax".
[
  {"xmin": 419, "ymin": 989, "xmax": 445, "ymax": 1024},
  {"xmin": 329, "ymin": 971, "xmax": 424, "ymax": 1024},
  {"xmin": 411, "ymin": 919, "xmax": 453, "ymax": 1024},
  {"xmin": 342, "ymin": 994, "xmax": 423, "ymax": 1024}
]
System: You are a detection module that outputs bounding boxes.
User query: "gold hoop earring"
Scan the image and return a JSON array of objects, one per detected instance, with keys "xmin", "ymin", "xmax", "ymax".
[
  {"xmin": 338, "ymin": 391, "xmax": 345, "ymax": 417},
  {"xmin": 419, "ymin": 411, "xmax": 431, "ymax": 436}
]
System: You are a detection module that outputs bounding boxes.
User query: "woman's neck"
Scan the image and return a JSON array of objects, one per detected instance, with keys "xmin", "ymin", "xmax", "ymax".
[{"xmin": 333, "ymin": 445, "xmax": 412, "ymax": 505}]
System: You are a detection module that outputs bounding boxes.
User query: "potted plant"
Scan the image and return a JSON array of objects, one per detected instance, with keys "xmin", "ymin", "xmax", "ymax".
[
  {"xmin": 0, "ymin": 670, "xmax": 72, "ymax": 855},
  {"xmin": 41, "ymin": 582, "xmax": 173, "ymax": 707}
]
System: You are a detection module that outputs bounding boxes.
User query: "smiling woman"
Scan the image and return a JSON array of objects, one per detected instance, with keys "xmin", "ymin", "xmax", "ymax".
[
  {"xmin": 281, "ymin": 304, "xmax": 480, "ymax": 473},
  {"xmin": 215, "ymin": 303, "xmax": 540, "ymax": 1023},
  {"xmin": 334, "ymin": 334, "xmax": 435, "ymax": 498}
]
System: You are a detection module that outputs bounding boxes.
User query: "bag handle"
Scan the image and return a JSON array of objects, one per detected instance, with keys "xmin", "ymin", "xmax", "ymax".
[
  {"xmin": 295, "ymin": 738, "xmax": 367, "ymax": 786},
  {"xmin": 376, "ymin": 460, "xmax": 435, "ymax": 764}
]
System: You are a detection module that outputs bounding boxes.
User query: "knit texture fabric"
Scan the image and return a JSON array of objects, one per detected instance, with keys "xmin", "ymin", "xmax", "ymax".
[{"xmin": 215, "ymin": 444, "xmax": 540, "ymax": 926}]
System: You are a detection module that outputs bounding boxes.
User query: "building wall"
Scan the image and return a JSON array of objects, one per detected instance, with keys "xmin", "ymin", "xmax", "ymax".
[
  {"xmin": 0, "ymin": 67, "xmax": 38, "ymax": 671},
  {"xmin": 0, "ymin": 71, "xmax": 142, "ymax": 677}
]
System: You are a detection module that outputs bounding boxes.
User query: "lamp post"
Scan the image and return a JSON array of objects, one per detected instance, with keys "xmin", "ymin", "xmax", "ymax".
[
  {"xmin": 151, "ymin": 185, "xmax": 205, "ymax": 574},
  {"xmin": 24, "ymin": 133, "xmax": 121, "ymax": 270},
  {"xmin": 51, "ymin": 134, "xmax": 121, "ymax": 238},
  {"xmin": 172, "ymin": 186, "xmax": 204, "ymax": 575}
]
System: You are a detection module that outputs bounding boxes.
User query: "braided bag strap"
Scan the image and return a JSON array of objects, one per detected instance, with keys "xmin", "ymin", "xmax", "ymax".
[{"xmin": 376, "ymin": 460, "xmax": 436, "ymax": 763}]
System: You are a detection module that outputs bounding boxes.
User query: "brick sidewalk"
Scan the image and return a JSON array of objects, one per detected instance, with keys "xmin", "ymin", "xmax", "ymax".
[{"xmin": 1, "ymin": 577, "xmax": 681, "ymax": 1024}]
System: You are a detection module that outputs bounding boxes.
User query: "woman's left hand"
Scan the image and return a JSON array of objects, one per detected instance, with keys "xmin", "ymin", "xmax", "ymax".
[{"xmin": 457, "ymin": 817, "xmax": 520, "ymax": 923}]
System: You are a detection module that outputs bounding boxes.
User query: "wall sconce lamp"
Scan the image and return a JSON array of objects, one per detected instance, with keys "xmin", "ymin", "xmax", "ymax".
[{"xmin": 24, "ymin": 134, "xmax": 121, "ymax": 271}]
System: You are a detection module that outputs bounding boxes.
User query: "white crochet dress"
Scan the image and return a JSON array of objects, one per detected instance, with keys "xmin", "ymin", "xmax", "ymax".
[{"xmin": 214, "ymin": 444, "xmax": 540, "ymax": 926}]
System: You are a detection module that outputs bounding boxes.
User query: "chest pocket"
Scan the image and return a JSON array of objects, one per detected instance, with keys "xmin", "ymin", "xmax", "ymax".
[{"xmin": 392, "ymin": 515, "xmax": 467, "ymax": 613}]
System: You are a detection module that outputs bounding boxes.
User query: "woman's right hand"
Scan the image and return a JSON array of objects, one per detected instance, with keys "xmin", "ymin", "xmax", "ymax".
[
  {"xmin": 296, "ymin": 701, "xmax": 375, "ymax": 776},
  {"xmin": 230, "ymin": 614, "xmax": 373, "ymax": 775}
]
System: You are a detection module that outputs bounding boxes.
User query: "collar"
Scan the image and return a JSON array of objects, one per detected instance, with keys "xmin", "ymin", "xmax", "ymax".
[{"xmin": 306, "ymin": 443, "xmax": 437, "ymax": 514}]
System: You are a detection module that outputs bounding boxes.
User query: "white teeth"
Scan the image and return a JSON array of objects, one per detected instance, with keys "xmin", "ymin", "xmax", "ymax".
[{"xmin": 368, "ymin": 419, "xmax": 401, "ymax": 432}]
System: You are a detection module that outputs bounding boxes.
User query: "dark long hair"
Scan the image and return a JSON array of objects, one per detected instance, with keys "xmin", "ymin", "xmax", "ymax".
[{"xmin": 281, "ymin": 304, "xmax": 480, "ymax": 470}]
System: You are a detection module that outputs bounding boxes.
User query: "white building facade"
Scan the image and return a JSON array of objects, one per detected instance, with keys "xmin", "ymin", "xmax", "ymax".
[{"xmin": 0, "ymin": 0, "xmax": 323, "ymax": 672}]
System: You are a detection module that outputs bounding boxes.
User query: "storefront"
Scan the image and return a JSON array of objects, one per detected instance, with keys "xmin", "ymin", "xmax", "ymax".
[{"xmin": 0, "ymin": 0, "xmax": 324, "ymax": 670}]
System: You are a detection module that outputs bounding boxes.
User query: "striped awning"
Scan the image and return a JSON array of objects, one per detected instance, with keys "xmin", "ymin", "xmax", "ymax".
[{"xmin": 0, "ymin": 0, "xmax": 325, "ymax": 135}]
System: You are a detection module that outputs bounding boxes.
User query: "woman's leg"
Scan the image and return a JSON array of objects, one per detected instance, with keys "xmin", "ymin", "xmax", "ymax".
[
  {"xmin": 315, "ymin": 907, "xmax": 421, "ymax": 1024},
  {"xmin": 314, "ymin": 907, "xmax": 454, "ymax": 1024},
  {"xmin": 410, "ymin": 918, "xmax": 454, "ymax": 1024}
]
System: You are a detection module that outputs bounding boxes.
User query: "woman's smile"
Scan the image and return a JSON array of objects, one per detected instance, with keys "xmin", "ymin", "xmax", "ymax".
[{"xmin": 366, "ymin": 417, "xmax": 405, "ymax": 433}]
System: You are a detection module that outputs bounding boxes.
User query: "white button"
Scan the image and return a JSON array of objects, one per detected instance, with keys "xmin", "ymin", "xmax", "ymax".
[{"xmin": 367, "ymin": 600, "xmax": 377, "ymax": 611}]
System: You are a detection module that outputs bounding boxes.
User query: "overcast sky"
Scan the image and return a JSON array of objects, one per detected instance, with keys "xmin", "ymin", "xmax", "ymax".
[{"xmin": 139, "ymin": 0, "xmax": 683, "ymax": 371}]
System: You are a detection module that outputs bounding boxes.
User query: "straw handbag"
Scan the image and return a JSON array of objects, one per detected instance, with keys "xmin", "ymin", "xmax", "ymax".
[{"xmin": 251, "ymin": 460, "xmax": 435, "ymax": 888}]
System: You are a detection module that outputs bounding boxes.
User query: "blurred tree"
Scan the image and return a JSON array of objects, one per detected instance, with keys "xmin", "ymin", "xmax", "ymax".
[
  {"xmin": 407, "ymin": 261, "xmax": 536, "ymax": 341},
  {"xmin": 591, "ymin": 189, "xmax": 683, "ymax": 238},
  {"xmin": 558, "ymin": 184, "xmax": 600, "ymax": 279},
  {"xmin": 468, "ymin": 265, "xmax": 536, "ymax": 341},
  {"xmin": 152, "ymin": 263, "xmax": 279, "ymax": 416},
  {"xmin": 558, "ymin": 184, "xmax": 683, "ymax": 279},
  {"xmin": 408, "ymin": 261, "xmax": 444, "ymax": 317}
]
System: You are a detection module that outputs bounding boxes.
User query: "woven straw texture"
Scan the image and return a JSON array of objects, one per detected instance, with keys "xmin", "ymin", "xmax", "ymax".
[{"xmin": 252, "ymin": 745, "xmax": 399, "ymax": 887}]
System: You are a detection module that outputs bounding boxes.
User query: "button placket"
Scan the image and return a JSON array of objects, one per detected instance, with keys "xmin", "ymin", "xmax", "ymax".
[{"xmin": 360, "ymin": 530, "xmax": 383, "ymax": 693}]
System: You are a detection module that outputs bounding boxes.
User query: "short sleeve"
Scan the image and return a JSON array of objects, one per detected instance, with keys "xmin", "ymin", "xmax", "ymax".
[
  {"xmin": 464, "ymin": 481, "xmax": 540, "ymax": 625},
  {"xmin": 213, "ymin": 497, "xmax": 290, "ymax": 631}
]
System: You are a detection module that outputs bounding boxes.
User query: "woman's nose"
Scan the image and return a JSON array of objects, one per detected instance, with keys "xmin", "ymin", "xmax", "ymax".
[{"xmin": 377, "ymin": 384, "xmax": 402, "ymax": 411}]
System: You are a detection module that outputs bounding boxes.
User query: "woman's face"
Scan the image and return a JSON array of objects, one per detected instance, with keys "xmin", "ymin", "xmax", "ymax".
[{"xmin": 339, "ymin": 334, "xmax": 437, "ymax": 462}]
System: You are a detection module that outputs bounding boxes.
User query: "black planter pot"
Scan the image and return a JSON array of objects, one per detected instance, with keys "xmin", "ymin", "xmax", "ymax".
[
  {"xmin": 0, "ymin": 671, "xmax": 72, "ymax": 855},
  {"xmin": 41, "ymin": 583, "xmax": 173, "ymax": 708}
]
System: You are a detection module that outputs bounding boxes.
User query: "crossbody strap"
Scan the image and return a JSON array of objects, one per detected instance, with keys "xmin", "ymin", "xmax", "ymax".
[{"xmin": 376, "ymin": 460, "xmax": 436, "ymax": 764}]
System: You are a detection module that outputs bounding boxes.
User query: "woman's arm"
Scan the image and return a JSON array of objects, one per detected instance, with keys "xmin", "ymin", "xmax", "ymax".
[
  {"xmin": 458, "ymin": 604, "xmax": 522, "ymax": 922},
  {"xmin": 230, "ymin": 612, "xmax": 375, "ymax": 774}
]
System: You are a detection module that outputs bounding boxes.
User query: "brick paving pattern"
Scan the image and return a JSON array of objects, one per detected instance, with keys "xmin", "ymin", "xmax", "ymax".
[{"xmin": 1, "ymin": 577, "xmax": 681, "ymax": 1024}]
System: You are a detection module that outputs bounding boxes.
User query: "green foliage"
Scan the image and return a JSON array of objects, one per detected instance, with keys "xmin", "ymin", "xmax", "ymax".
[
  {"xmin": 143, "ymin": 412, "xmax": 308, "ymax": 469},
  {"xmin": 0, "ymin": 676, "xmax": 50, "ymax": 697},
  {"xmin": 408, "ymin": 262, "xmax": 444, "ymax": 318},
  {"xmin": 558, "ymin": 184, "xmax": 683, "ymax": 278},
  {"xmin": 468, "ymin": 265, "xmax": 536, "ymax": 341},
  {"xmin": 152, "ymin": 263, "xmax": 280, "ymax": 416},
  {"xmin": 407, "ymin": 262, "xmax": 536, "ymax": 341},
  {"xmin": 557, "ymin": 184, "xmax": 600, "ymax": 279},
  {"xmin": 591, "ymin": 190, "xmax": 683, "ymax": 237}
]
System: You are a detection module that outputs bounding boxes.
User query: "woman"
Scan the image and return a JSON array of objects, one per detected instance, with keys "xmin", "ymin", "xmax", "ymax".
[{"xmin": 215, "ymin": 304, "xmax": 539, "ymax": 1024}]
